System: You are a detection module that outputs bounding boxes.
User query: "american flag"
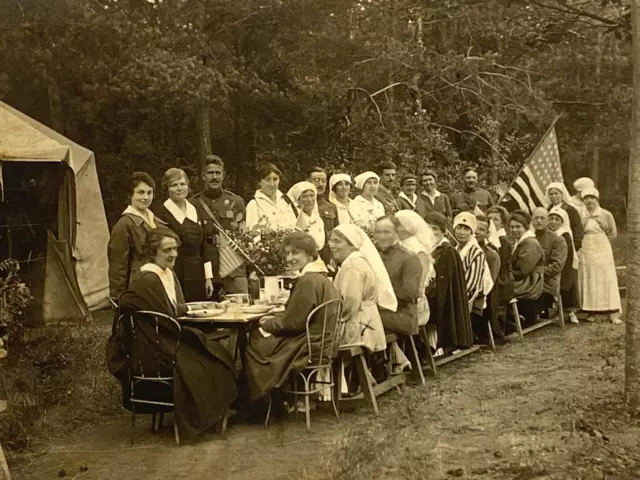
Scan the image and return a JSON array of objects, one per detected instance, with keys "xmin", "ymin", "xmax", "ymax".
[{"xmin": 505, "ymin": 120, "xmax": 564, "ymax": 213}]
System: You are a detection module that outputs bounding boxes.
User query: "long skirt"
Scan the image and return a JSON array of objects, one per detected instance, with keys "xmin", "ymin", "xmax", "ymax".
[{"xmin": 578, "ymin": 232, "xmax": 621, "ymax": 312}]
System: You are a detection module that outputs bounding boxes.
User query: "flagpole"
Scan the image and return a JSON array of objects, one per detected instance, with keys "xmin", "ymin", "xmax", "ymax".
[{"xmin": 499, "ymin": 115, "xmax": 562, "ymax": 202}]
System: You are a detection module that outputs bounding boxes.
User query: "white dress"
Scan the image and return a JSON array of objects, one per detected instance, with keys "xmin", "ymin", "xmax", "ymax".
[
  {"xmin": 246, "ymin": 190, "xmax": 297, "ymax": 231},
  {"xmin": 348, "ymin": 195, "xmax": 385, "ymax": 230},
  {"xmin": 578, "ymin": 208, "xmax": 621, "ymax": 312}
]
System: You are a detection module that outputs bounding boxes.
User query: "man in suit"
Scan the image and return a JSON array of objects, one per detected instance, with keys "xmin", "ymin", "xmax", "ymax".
[
  {"xmin": 450, "ymin": 168, "xmax": 494, "ymax": 216},
  {"xmin": 419, "ymin": 170, "xmax": 452, "ymax": 222}
]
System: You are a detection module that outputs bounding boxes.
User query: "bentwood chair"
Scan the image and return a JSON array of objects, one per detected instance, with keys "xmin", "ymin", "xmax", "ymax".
[
  {"xmin": 122, "ymin": 310, "xmax": 182, "ymax": 446},
  {"xmin": 265, "ymin": 299, "xmax": 343, "ymax": 431}
]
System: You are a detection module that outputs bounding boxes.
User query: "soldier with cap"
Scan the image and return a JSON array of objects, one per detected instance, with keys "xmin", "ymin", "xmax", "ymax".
[
  {"xmin": 450, "ymin": 168, "xmax": 495, "ymax": 216},
  {"xmin": 191, "ymin": 155, "xmax": 249, "ymax": 297},
  {"xmin": 308, "ymin": 166, "xmax": 339, "ymax": 264}
]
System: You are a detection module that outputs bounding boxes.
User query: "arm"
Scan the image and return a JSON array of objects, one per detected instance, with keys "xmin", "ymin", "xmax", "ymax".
[
  {"xmin": 567, "ymin": 205, "xmax": 584, "ymax": 251},
  {"xmin": 605, "ymin": 211, "xmax": 618, "ymax": 240},
  {"xmin": 396, "ymin": 255, "xmax": 424, "ymax": 300},
  {"xmin": 261, "ymin": 277, "xmax": 316, "ymax": 335},
  {"xmin": 444, "ymin": 195, "xmax": 453, "ymax": 222},
  {"xmin": 245, "ymin": 199, "xmax": 259, "ymax": 230},
  {"xmin": 514, "ymin": 241, "xmax": 543, "ymax": 278},
  {"xmin": 545, "ymin": 236, "xmax": 568, "ymax": 279},
  {"xmin": 107, "ymin": 219, "xmax": 132, "ymax": 298}
]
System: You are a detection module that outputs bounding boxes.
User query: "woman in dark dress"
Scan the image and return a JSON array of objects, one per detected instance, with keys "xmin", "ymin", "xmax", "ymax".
[
  {"xmin": 155, "ymin": 168, "xmax": 213, "ymax": 302},
  {"xmin": 107, "ymin": 227, "xmax": 237, "ymax": 442},
  {"xmin": 244, "ymin": 232, "xmax": 339, "ymax": 406}
]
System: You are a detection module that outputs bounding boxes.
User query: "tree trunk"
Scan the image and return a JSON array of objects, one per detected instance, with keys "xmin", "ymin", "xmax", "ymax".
[
  {"xmin": 624, "ymin": 0, "xmax": 640, "ymax": 413},
  {"xmin": 195, "ymin": 104, "xmax": 212, "ymax": 173}
]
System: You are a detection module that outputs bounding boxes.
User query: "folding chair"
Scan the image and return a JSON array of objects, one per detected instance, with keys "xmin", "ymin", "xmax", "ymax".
[
  {"xmin": 124, "ymin": 310, "xmax": 182, "ymax": 445},
  {"xmin": 265, "ymin": 299, "xmax": 343, "ymax": 431}
]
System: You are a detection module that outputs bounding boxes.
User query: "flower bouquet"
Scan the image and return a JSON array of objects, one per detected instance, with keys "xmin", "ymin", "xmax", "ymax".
[{"xmin": 231, "ymin": 228, "xmax": 298, "ymax": 277}]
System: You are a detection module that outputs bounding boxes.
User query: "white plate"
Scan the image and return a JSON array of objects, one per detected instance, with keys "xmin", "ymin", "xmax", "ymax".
[
  {"xmin": 186, "ymin": 309, "xmax": 223, "ymax": 318},
  {"xmin": 186, "ymin": 302, "xmax": 223, "ymax": 310},
  {"xmin": 239, "ymin": 306, "xmax": 273, "ymax": 315}
]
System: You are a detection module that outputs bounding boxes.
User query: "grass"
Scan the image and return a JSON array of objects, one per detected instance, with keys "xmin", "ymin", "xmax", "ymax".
[{"xmin": 0, "ymin": 316, "xmax": 121, "ymax": 454}]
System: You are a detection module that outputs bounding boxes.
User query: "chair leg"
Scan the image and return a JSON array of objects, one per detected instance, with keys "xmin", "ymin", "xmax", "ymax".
[
  {"xmin": 333, "ymin": 360, "xmax": 343, "ymax": 406},
  {"xmin": 354, "ymin": 354, "xmax": 379, "ymax": 415},
  {"xmin": 304, "ymin": 384, "xmax": 311, "ymax": 432},
  {"xmin": 159, "ymin": 413, "xmax": 165, "ymax": 429},
  {"xmin": 487, "ymin": 321, "xmax": 496, "ymax": 352},
  {"xmin": 264, "ymin": 394, "xmax": 272, "ymax": 430},
  {"xmin": 512, "ymin": 302, "xmax": 524, "ymax": 339},
  {"xmin": 557, "ymin": 293, "xmax": 565, "ymax": 328},
  {"xmin": 406, "ymin": 336, "xmax": 426, "ymax": 386},
  {"xmin": 151, "ymin": 413, "xmax": 157, "ymax": 433},
  {"xmin": 131, "ymin": 404, "xmax": 136, "ymax": 427},
  {"xmin": 174, "ymin": 422, "xmax": 180, "ymax": 446},
  {"xmin": 329, "ymin": 367, "xmax": 340, "ymax": 421},
  {"xmin": 419, "ymin": 327, "xmax": 437, "ymax": 376}
]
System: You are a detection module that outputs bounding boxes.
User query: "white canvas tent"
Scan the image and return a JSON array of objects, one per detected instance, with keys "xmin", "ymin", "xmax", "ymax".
[{"xmin": 0, "ymin": 101, "xmax": 109, "ymax": 323}]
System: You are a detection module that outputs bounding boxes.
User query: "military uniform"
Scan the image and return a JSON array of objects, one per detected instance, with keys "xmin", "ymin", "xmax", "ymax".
[{"xmin": 191, "ymin": 189, "xmax": 248, "ymax": 295}]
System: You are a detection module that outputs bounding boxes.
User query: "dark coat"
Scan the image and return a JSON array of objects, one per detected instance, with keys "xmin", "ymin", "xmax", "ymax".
[
  {"xmin": 378, "ymin": 244, "xmax": 423, "ymax": 336},
  {"xmin": 244, "ymin": 271, "xmax": 339, "ymax": 402},
  {"xmin": 512, "ymin": 236, "xmax": 544, "ymax": 300},
  {"xmin": 427, "ymin": 240, "xmax": 474, "ymax": 349},
  {"xmin": 396, "ymin": 194, "xmax": 428, "ymax": 220},
  {"xmin": 107, "ymin": 212, "xmax": 166, "ymax": 298},
  {"xmin": 317, "ymin": 197, "xmax": 339, "ymax": 264},
  {"xmin": 106, "ymin": 271, "xmax": 237, "ymax": 442},
  {"xmin": 479, "ymin": 242, "xmax": 504, "ymax": 339},
  {"xmin": 155, "ymin": 204, "xmax": 207, "ymax": 302},
  {"xmin": 558, "ymin": 231, "xmax": 579, "ymax": 309},
  {"xmin": 419, "ymin": 191, "xmax": 453, "ymax": 221},
  {"xmin": 535, "ymin": 229, "xmax": 568, "ymax": 296},
  {"xmin": 496, "ymin": 234, "xmax": 514, "ymax": 304}
]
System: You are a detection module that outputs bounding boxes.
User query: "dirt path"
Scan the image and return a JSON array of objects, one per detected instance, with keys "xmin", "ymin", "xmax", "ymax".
[{"xmin": 12, "ymin": 318, "xmax": 640, "ymax": 480}]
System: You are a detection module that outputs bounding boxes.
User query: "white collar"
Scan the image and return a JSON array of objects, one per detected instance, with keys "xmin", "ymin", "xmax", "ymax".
[
  {"xmin": 434, "ymin": 236, "xmax": 449, "ymax": 251},
  {"xmin": 300, "ymin": 257, "xmax": 328, "ymax": 275},
  {"xmin": 513, "ymin": 229, "xmax": 536, "ymax": 252},
  {"xmin": 123, "ymin": 205, "xmax": 157, "ymax": 228},
  {"xmin": 140, "ymin": 263, "xmax": 177, "ymax": 306},
  {"xmin": 422, "ymin": 189, "xmax": 441, "ymax": 199},
  {"xmin": 163, "ymin": 198, "xmax": 198, "ymax": 224},
  {"xmin": 398, "ymin": 191, "xmax": 417, "ymax": 206},
  {"xmin": 254, "ymin": 189, "xmax": 284, "ymax": 205}
]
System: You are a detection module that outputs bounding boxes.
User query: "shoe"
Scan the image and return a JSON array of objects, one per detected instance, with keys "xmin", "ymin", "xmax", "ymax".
[
  {"xmin": 610, "ymin": 313, "xmax": 623, "ymax": 325},
  {"xmin": 569, "ymin": 312, "xmax": 579, "ymax": 324}
]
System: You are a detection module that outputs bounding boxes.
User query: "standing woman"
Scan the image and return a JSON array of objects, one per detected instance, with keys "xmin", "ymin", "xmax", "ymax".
[
  {"xmin": 548, "ymin": 207, "xmax": 580, "ymax": 324},
  {"xmin": 246, "ymin": 163, "xmax": 297, "ymax": 231},
  {"xmin": 578, "ymin": 188, "xmax": 622, "ymax": 324},
  {"xmin": 287, "ymin": 182, "xmax": 326, "ymax": 251},
  {"xmin": 329, "ymin": 173, "xmax": 353, "ymax": 225},
  {"xmin": 155, "ymin": 168, "xmax": 213, "ymax": 302},
  {"xmin": 348, "ymin": 171, "xmax": 386, "ymax": 230},
  {"xmin": 546, "ymin": 182, "xmax": 584, "ymax": 251},
  {"xmin": 108, "ymin": 171, "xmax": 162, "ymax": 299}
]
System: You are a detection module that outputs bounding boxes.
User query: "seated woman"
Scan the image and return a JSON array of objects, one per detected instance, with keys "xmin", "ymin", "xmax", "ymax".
[
  {"xmin": 107, "ymin": 227, "xmax": 238, "ymax": 442},
  {"xmin": 509, "ymin": 210, "xmax": 545, "ymax": 328},
  {"xmin": 548, "ymin": 206, "xmax": 580, "ymax": 324},
  {"xmin": 329, "ymin": 224, "xmax": 396, "ymax": 352},
  {"xmin": 244, "ymin": 232, "xmax": 339, "ymax": 405}
]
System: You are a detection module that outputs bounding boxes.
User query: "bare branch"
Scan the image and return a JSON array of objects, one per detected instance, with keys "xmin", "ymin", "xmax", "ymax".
[{"xmin": 530, "ymin": 0, "xmax": 620, "ymax": 26}]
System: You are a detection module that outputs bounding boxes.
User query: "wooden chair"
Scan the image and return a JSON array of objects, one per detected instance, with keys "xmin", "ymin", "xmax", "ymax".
[
  {"xmin": 556, "ymin": 287, "xmax": 565, "ymax": 328},
  {"xmin": 123, "ymin": 310, "xmax": 182, "ymax": 445},
  {"xmin": 265, "ymin": 299, "xmax": 343, "ymax": 431},
  {"xmin": 509, "ymin": 298, "xmax": 524, "ymax": 339}
]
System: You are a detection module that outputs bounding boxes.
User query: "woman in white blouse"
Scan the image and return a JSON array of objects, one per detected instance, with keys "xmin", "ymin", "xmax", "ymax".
[
  {"xmin": 246, "ymin": 163, "xmax": 297, "ymax": 231},
  {"xmin": 329, "ymin": 173, "xmax": 353, "ymax": 225},
  {"xmin": 287, "ymin": 181, "xmax": 326, "ymax": 250},
  {"xmin": 348, "ymin": 171, "xmax": 386, "ymax": 230}
]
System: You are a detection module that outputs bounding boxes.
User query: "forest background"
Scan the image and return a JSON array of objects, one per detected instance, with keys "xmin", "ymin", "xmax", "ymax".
[{"xmin": 0, "ymin": 0, "xmax": 631, "ymax": 227}]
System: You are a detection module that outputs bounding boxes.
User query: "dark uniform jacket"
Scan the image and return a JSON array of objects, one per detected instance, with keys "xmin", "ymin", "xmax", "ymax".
[
  {"xmin": 191, "ymin": 189, "xmax": 246, "ymax": 282},
  {"xmin": 317, "ymin": 196, "xmax": 339, "ymax": 264}
]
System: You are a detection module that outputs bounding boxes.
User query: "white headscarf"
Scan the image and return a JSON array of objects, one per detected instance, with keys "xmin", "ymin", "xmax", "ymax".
[
  {"xmin": 395, "ymin": 210, "xmax": 436, "ymax": 284},
  {"xmin": 287, "ymin": 181, "xmax": 325, "ymax": 250},
  {"xmin": 546, "ymin": 182, "xmax": 571, "ymax": 205},
  {"xmin": 581, "ymin": 187, "xmax": 600, "ymax": 200},
  {"xmin": 549, "ymin": 206, "xmax": 579, "ymax": 270},
  {"xmin": 333, "ymin": 224, "xmax": 397, "ymax": 312},
  {"xmin": 329, "ymin": 173, "xmax": 352, "ymax": 204},
  {"xmin": 354, "ymin": 171, "xmax": 379, "ymax": 190}
]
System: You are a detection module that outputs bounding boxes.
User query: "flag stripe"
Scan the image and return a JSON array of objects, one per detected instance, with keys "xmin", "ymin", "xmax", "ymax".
[{"xmin": 503, "ymin": 125, "xmax": 563, "ymax": 214}]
